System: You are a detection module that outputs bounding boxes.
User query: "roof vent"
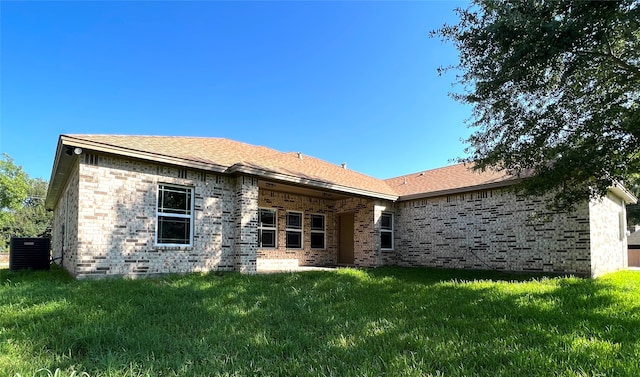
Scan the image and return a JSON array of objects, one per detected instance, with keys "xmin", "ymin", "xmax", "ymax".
[
  {"xmin": 403, "ymin": 177, "xmax": 407, "ymax": 184},
  {"xmin": 419, "ymin": 172, "xmax": 425, "ymax": 176},
  {"xmin": 341, "ymin": 163, "xmax": 347, "ymax": 169},
  {"xmin": 297, "ymin": 152, "xmax": 302, "ymax": 160}
]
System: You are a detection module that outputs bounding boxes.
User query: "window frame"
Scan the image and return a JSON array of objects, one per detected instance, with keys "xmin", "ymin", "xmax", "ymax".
[
  {"xmin": 155, "ymin": 184, "xmax": 194, "ymax": 246},
  {"xmin": 258, "ymin": 208, "xmax": 278, "ymax": 248},
  {"xmin": 286, "ymin": 211, "xmax": 303, "ymax": 249},
  {"xmin": 310, "ymin": 213, "xmax": 326, "ymax": 250},
  {"xmin": 380, "ymin": 212, "xmax": 394, "ymax": 250}
]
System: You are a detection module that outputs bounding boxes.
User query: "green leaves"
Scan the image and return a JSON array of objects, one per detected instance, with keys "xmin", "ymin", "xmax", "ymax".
[
  {"xmin": 0, "ymin": 154, "xmax": 52, "ymax": 251},
  {"xmin": 0, "ymin": 154, "xmax": 29, "ymax": 213},
  {"xmin": 433, "ymin": 0, "xmax": 640, "ymax": 209}
]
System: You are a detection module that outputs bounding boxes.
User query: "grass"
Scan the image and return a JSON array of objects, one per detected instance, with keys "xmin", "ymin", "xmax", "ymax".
[{"xmin": 1, "ymin": 266, "xmax": 640, "ymax": 377}]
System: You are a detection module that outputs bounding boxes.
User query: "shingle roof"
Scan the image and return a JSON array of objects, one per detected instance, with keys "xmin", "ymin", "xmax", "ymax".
[
  {"xmin": 48, "ymin": 134, "xmax": 534, "ymax": 208},
  {"xmin": 629, "ymin": 230, "xmax": 640, "ymax": 246},
  {"xmin": 61, "ymin": 134, "xmax": 398, "ymax": 197},
  {"xmin": 385, "ymin": 163, "xmax": 522, "ymax": 199},
  {"xmin": 65, "ymin": 134, "xmax": 278, "ymax": 167},
  {"xmin": 47, "ymin": 134, "xmax": 637, "ymax": 210}
]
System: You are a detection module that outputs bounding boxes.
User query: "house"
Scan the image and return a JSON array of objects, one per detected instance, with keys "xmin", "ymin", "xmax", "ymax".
[
  {"xmin": 45, "ymin": 134, "xmax": 637, "ymax": 278},
  {"xmin": 627, "ymin": 230, "xmax": 640, "ymax": 267}
]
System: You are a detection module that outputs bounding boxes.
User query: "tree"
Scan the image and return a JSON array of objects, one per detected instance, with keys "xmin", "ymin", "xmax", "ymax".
[
  {"xmin": 0, "ymin": 154, "xmax": 29, "ymax": 215},
  {"xmin": 12, "ymin": 178, "xmax": 52, "ymax": 239},
  {"xmin": 432, "ymin": 0, "xmax": 640, "ymax": 209},
  {"xmin": 625, "ymin": 174, "xmax": 640, "ymax": 227},
  {"xmin": 0, "ymin": 154, "xmax": 52, "ymax": 252}
]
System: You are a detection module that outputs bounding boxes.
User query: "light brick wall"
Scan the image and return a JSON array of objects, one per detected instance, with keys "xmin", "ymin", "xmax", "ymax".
[
  {"xmin": 395, "ymin": 189, "xmax": 592, "ymax": 275},
  {"xmin": 589, "ymin": 192, "xmax": 627, "ymax": 277},
  {"xmin": 68, "ymin": 153, "xmax": 244, "ymax": 278},
  {"xmin": 335, "ymin": 197, "xmax": 377, "ymax": 267},
  {"xmin": 374, "ymin": 201, "xmax": 397, "ymax": 266},
  {"xmin": 51, "ymin": 160, "xmax": 80, "ymax": 276},
  {"xmin": 234, "ymin": 176, "xmax": 258, "ymax": 274},
  {"xmin": 258, "ymin": 189, "xmax": 337, "ymax": 266},
  {"xmin": 257, "ymin": 192, "xmax": 394, "ymax": 268},
  {"xmin": 54, "ymin": 151, "xmax": 629, "ymax": 278}
]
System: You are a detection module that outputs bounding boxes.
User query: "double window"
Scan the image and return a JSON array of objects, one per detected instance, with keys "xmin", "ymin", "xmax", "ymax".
[
  {"xmin": 310, "ymin": 214, "xmax": 325, "ymax": 249},
  {"xmin": 286, "ymin": 211, "xmax": 303, "ymax": 249},
  {"xmin": 156, "ymin": 184, "xmax": 194, "ymax": 245},
  {"xmin": 258, "ymin": 208, "xmax": 277, "ymax": 248},
  {"xmin": 381, "ymin": 212, "xmax": 394, "ymax": 250}
]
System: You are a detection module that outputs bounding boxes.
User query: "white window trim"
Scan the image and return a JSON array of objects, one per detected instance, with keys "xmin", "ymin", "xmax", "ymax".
[
  {"xmin": 155, "ymin": 184, "xmax": 194, "ymax": 247},
  {"xmin": 286, "ymin": 211, "xmax": 303, "ymax": 249},
  {"xmin": 258, "ymin": 207, "xmax": 278, "ymax": 248},
  {"xmin": 310, "ymin": 213, "xmax": 326, "ymax": 250},
  {"xmin": 381, "ymin": 212, "xmax": 394, "ymax": 250}
]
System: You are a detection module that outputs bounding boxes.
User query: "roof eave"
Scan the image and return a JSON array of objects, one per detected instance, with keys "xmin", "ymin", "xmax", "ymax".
[
  {"xmin": 228, "ymin": 163, "xmax": 399, "ymax": 201},
  {"xmin": 45, "ymin": 135, "xmax": 230, "ymax": 210},
  {"xmin": 45, "ymin": 137, "xmax": 70, "ymax": 210},
  {"xmin": 61, "ymin": 135, "xmax": 229, "ymax": 173},
  {"xmin": 609, "ymin": 183, "xmax": 637, "ymax": 204},
  {"xmin": 396, "ymin": 179, "xmax": 520, "ymax": 202}
]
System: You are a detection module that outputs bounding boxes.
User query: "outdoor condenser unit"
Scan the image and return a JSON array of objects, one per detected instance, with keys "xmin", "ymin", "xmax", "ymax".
[{"xmin": 9, "ymin": 237, "xmax": 50, "ymax": 271}]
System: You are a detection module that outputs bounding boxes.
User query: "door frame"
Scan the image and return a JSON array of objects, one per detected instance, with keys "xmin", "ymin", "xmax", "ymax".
[{"xmin": 338, "ymin": 212, "xmax": 355, "ymax": 265}]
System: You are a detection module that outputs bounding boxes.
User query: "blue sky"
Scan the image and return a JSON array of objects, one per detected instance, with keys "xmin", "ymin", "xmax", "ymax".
[{"xmin": 1, "ymin": 0, "xmax": 470, "ymax": 181}]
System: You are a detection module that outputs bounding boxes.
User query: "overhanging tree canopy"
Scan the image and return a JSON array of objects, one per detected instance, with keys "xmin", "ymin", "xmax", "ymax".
[
  {"xmin": 0, "ymin": 154, "xmax": 52, "ymax": 251},
  {"xmin": 433, "ymin": 0, "xmax": 640, "ymax": 208}
]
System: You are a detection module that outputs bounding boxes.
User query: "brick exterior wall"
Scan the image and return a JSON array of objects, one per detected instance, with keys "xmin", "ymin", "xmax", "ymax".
[
  {"xmin": 50, "ymin": 151, "xmax": 631, "ymax": 278},
  {"xmin": 258, "ymin": 189, "xmax": 337, "ymax": 266},
  {"xmin": 395, "ymin": 189, "xmax": 593, "ymax": 275},
  {"xmin": 52, "ymin": 153, "xmax": 261, "ymax": 278},
  {"xmin": 374, "ymin": 201, "xmax": 397, "ymax": 266},
  {"xmin": 234, "ymin": 176, "xmax": 258, "ymax": 274},
  {"xmin": 589, "ymin": 192, "xmax": 628, "ymax": 277},
  {"xmin": 51, "ymin": 160, "xmax": 80, "ymax": 275},
  {"xmin": 256, "ymin": 193, "xmax": 397, "ymax": 268},
  {"xmin": 335, "ymin": 197, "xmax": 377, "ymax": 267}
]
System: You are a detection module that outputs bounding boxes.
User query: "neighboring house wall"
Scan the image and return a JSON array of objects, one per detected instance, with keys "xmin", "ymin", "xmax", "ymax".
[
  {"xmin": 60, "ymin": 153, "xmax": 251, "ymax": 278},
  {"xmin": 51, "ymin": 161, "xmax": 80, "ymax": 276},
  {"xmin": 395, "ymin": 189, "xmax": 592, "ymax": 275},
  {"xmin": 627, "ymin": 230, "xmax": 640, "ymax": 267},
  {"xmin": 257, "ymin": 190, "xmax": 337, "ymax": 267},
  {"xmin": 589, "ymin": 192, "xmax": 628, "ymax": 277}
]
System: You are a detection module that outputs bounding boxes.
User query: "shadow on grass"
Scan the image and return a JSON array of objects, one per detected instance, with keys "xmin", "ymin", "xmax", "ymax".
[{"xmin": 1, "ymin": 266, "xmax": 640, "ymax": 376}]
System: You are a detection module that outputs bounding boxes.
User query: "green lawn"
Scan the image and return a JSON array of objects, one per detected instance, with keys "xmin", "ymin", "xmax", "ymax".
[{"xmin": 1, "ymin": 266, "xmax": 639, "ymax": 377}]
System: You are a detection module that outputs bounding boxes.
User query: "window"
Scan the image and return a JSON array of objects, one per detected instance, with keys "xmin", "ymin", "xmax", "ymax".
[
  {"xmin": 156, "ymin": 184, "xmax": 194, "ymax": 245},
  {"xmin": 286, "ymin": 211, "xmax": 303, "ymax": 249},
  {"xmin": 381, "ymin": 212, "xmax": 393, "ymax": 250},
  {"xmin": 310, "ymin": 214, "xmax": 325, "ymax": 249},
  {"xmin": 258, "ymin": 208, "xmax": 277, "ymax": 248}
]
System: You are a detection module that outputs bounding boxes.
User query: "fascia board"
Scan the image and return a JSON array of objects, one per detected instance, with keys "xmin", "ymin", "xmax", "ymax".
[
  {"xmin": 609, "ymin": 184, "xmax": 638, "ymax": 204},
  {"xmin": 62, "ymin": 136, "xmax": 229, "ymax": 173},
  {"xmin": 397, "ymin": 180, "xmax": 521, "ymax": 202},
  {"xmin": 45, "ymin": 137, "xmax": 69, "ymax": 210},
  {"xmin": 228, "ymin": 164, "xmax": 399, "ymax": 201},
  {"xmin": 45, "ymin": 135, "xmax": 230, "ymax": 210}
]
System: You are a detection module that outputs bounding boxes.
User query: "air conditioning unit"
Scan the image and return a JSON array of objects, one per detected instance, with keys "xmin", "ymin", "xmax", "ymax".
[{"xmin": 9, "ymin": 237, "xmax": 50, "ymax": 271}]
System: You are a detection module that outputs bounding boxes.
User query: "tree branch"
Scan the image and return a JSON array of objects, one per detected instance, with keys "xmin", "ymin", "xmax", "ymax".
[{"xmin": 578, "ymin": 48, "xmax": 640, "ymax": 80}]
